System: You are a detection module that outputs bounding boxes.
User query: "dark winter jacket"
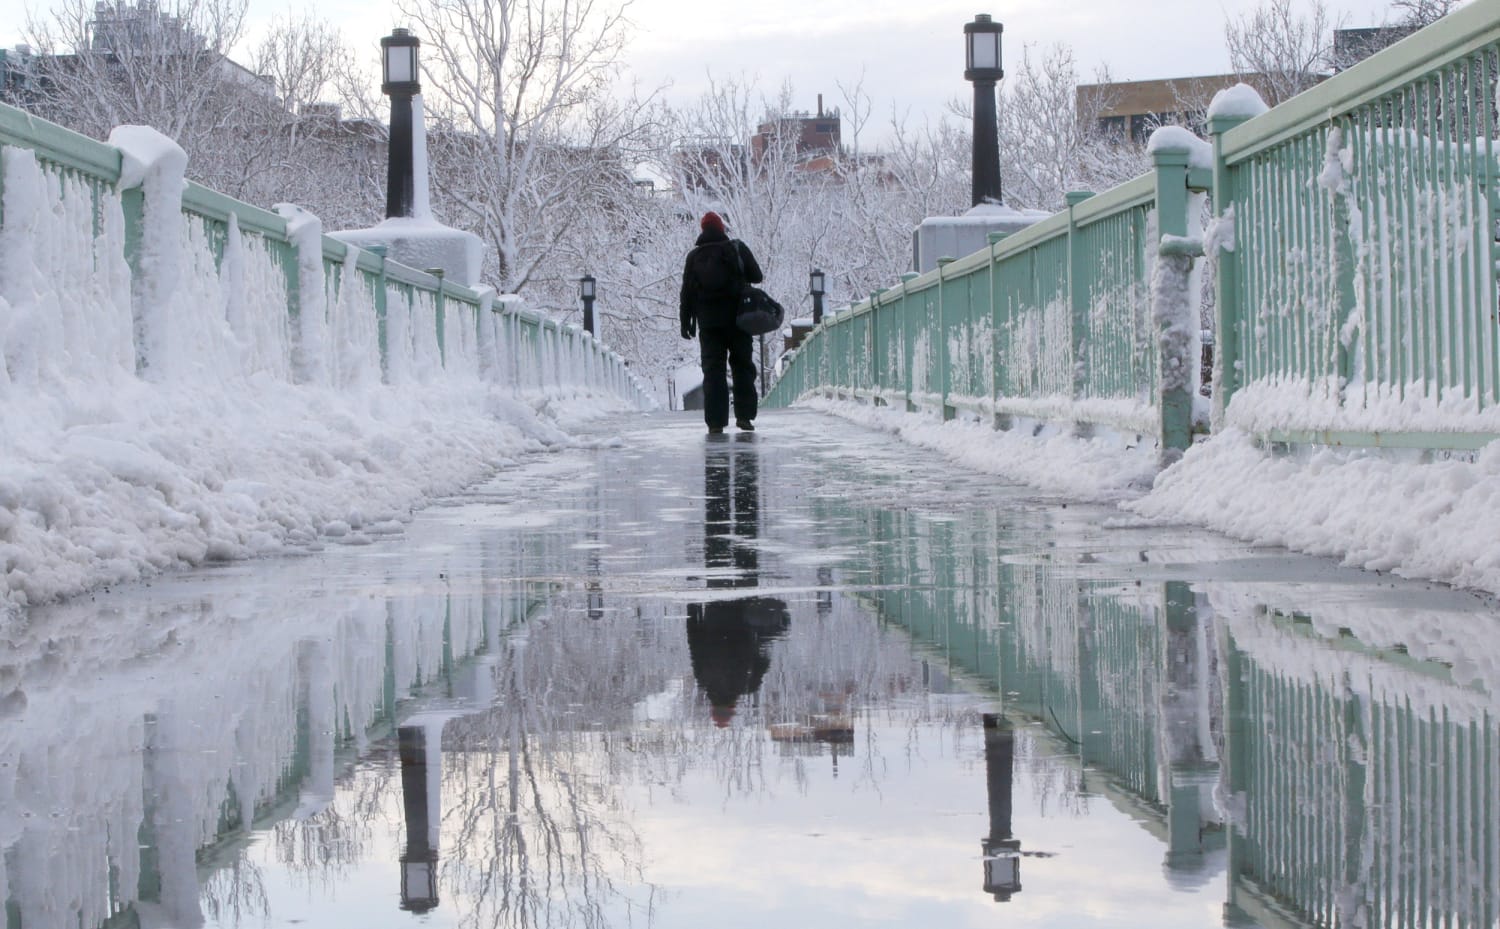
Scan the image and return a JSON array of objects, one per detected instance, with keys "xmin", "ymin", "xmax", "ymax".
[{"xmin": 680, "ymin": 228, "xmax": 764, "ymax": 332}]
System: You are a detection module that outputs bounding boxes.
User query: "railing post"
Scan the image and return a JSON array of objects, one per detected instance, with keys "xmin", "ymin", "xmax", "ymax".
[
  {"xmin": 986, "ymin": 231, "xmax": 1005, "ymax": 429},
  {"xmin": 1324, "ymin": 119, "xmax": 1357, "ymax": 403},
  {"xmin": 1151, "ymin": 144, "xmax": 1198, "ymax": 464},
  {"xmin": 937, "ymin": 257, "xmax": 956, "ymax": 420},
  {"xmin": 1208, "ymin": 113, "xmax": 1251, "ymax": 427},
  {"xmin": 428, "ymin": 268, "xmax": 446, "ymax": 369},
  {"xmin": 1065, "ymin": 191, "xmax": 1095, "ymax": 405},
  {"xmin": 369, "ymin": 245, "xmax": 390, "ymax": 382},
  {"xmin": 120, "ymin": 184, "xmax": 148, "ymax": 374}
]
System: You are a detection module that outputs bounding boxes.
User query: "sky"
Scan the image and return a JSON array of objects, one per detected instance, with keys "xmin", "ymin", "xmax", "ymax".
[{"xmin": 0, "ymin": 0, "xmax": 1406, "ymax": 142}]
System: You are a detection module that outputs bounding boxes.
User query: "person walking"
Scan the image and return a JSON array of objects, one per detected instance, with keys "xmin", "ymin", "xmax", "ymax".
[{"xmin": 680, "ymin": 211, "xmax": 764, "ymax": 434}]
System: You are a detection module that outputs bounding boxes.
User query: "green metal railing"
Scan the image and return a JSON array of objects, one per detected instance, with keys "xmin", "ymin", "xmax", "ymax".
[
  {"xmin": 768, "ymin": 156, "xmax": 1203, "ymax": 461},
  {"xmin": 1211, "ymin": 0, "xmax": 1500, "ymax": 449},
  {"xmin": 0, "ymin": 100, "xmax": 650, "ymax": 407},
  {"xmin": 774, "ymin": 0, "xmax": 1500, "ymax": 456}
]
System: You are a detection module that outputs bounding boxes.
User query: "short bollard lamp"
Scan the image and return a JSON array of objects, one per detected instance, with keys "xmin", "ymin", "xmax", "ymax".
[
  {"xmin": 381, "ymin": 28, "xmax": 421, "ymax": 219},
  {"xmin": 579, "ymin": 274, "xmax": 596, "ymax": 335},
  {"xmin": 809, "ymin": 268, "xmax": 826, "ymax": 326},
  {"xmin": 963, "ymin": 14, "xmax": 1004, "ymax": 207}
]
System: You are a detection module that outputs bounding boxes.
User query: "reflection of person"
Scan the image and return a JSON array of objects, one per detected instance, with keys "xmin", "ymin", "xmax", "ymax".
[
  {"xmin": 687, "ymin": 436, "xmax": 788, "ymax": 726},
  {"xmin": 679, "ymin": 211, "xmax": 764, "ymax": 435}
]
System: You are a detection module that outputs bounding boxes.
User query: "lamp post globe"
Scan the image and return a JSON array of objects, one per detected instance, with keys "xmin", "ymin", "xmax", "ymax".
[
  {"xmin": 380, "ymin": 28, "xmax": 421, "ymax": 95},
  {"xmin": 579, "ymin": 274, "xmax": 597, "ymax": 335}
]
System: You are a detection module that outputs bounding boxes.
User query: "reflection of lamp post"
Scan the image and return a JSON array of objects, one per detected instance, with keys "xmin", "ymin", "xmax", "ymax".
[
  {"xmin": 579, "ymin": 274, "xmax": 596, "ymax": 335},
  {"xmin": 981, "ymin": 712, "xmax": 1022, "ymax": 902},
  {"xmin": 963, "ymin": 14, "xmax": 1004, "ymax": 207},
  {"xmin": 380, "ymin": 29, "xmax": 421, "ymax": 219},
  {"xmin": 809, "ymin": 268, "xmax": 826, "ymax": 326},
  {"xmin": 398, "ymin": 724, "xmax": 441, "ymax": 913}
]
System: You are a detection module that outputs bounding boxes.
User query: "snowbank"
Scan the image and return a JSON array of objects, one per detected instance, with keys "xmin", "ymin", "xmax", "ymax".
[
  {"xmin": 1126, "ymin": 430, "xmax": 1500, "ymax": 594},
  {"xmin": 0, "ymin": 131, "xmax": 635, "ymax": 611},
  {"xmin": 801, "ymin": 396, "xmax": 1159, "ymax": 503},
  {"xmin": 799, "ymin": 397, "xmax": 1500, "ymax": 598}
]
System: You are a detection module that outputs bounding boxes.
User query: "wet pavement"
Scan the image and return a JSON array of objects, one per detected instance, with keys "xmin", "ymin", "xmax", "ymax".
[{"xmin": 2, "ymin": 408, "xmax": 1498, "ymax": 928}]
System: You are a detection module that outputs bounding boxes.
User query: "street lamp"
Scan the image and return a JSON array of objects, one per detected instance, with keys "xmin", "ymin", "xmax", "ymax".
[
  {"xmin": 579, "ymin": 274, "xmax": 596, "ymax": 335},
  {"xmin": 963, "ymin": 14, "xmax": 1004, "ymax": 207},
  {"xmin": 381, "ymin": 28, "xmax": 421, "ymax": 219},
  {"xmin": 809, "ymin": 268, "xmax": 826, "ymax": 325}
]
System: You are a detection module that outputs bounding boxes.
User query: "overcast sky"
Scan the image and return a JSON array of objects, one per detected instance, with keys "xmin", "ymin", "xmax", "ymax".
[{"xmin": 2, "ymin": 0, "xmax": 1404, "ymax": 142}]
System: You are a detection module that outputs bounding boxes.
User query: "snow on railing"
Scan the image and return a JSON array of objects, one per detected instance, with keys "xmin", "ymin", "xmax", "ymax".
[
  {"xmin": 0, "ymin": 101, "xmax": 651, "ymax": 410},
  {"xmin": 1209, "ymin": 0, "xmax": 1500, "ymax": 448}
]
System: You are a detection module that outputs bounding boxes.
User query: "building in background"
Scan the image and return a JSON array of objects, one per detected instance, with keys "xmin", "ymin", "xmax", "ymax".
[
  {"xmin": 1079, "ymin": 27, "xmax": 1415, "ymax": 145},
  {"xmin": 752, "ymin": 94, "xmax": 841, "ymax": 164},
  {"xmin": 1076, "ymin": 74, "xmax": 1278, "ymax": 143},
  {"xmin": 1332, "ymin": 25, "xmax": 1419, "ymax": 70}
]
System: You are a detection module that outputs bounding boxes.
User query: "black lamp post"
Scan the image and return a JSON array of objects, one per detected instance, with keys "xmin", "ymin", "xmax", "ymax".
[
  {"xmin": 579, "ymin": 274, "xmax": 596, "ymax": 335},
  {"xmin": 809, "ymin": 268, "xmax": 826, "ymax": 325},
  {"xmin": 381, "ymin": 28, "xmax": 421, "ymax": 219},
  {"xmin": 964, "ymin": 14, "xmax": 1004, "ymax": 207}
]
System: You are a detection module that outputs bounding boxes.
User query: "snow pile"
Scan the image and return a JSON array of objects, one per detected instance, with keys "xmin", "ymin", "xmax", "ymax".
[
  {"xmin": 798, "ymin": 390, "xmax": 1500, "ymax": 596},
  {"xmin": 1127, "ymin": 429, "xmax": 1500, "ymax": 593},
  {"xmin": 1206, "ymin": 83, "xmax": 1269, "ymax": 122},
  {"xmin": 0, "ymin": 134, "xmax": 634, "ymax": 611},
  {"xmin": 1146, "ymin": 126, "xmax": 1214, "ymax": 171},
  {"xmin": 801, "ymin": 396, "xmax": 1159, "ymax": 502}
]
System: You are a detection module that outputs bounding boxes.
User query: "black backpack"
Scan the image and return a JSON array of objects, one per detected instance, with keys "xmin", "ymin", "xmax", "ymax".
[{"xmin": 690, "ymin": 240, "xmax": 742, "ymax": 296}]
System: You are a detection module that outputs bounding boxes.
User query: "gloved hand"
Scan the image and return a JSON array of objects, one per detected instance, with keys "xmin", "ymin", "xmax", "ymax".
[{"xmin": 681, "ymin": 319, "xmax": 696, "ymax": 340}]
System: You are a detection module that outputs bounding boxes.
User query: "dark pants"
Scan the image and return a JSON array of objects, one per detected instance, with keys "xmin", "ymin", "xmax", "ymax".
[{"xmin": 699, "ymin": 324, "xmax": 757, "ymax": 428}]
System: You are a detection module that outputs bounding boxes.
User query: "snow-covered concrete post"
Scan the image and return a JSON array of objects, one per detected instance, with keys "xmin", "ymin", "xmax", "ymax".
[
  {"xmin": 1205, "ymin": 85, "xmax": 1266, "ymax": 427},
  {"xmin": 1150, "ymin": 142, "xmax": 1198, "ymax": 464},
  {"xmin": 110, "ymin": 126, "xmax": 188, "ymax": 380},
  {"xmin": 1064, "ymin": 191, "xmax": 1095, "ymax": 406},
  {"xmin": 274, "ymin": 203, "xmax": 330, "ymax": 385},
  {"xmin": 936, "ymin": 257, "xmax": 956, "ymax": 419},
  {"xmin": 368, "ymin": 244, "xmax": 391, "ymax": 380}
]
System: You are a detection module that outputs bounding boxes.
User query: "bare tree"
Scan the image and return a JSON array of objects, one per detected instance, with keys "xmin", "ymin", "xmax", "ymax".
[
  {"xmin": 250, "ymin": 12, "xmax": 351, "ymax": 116},
  {"xmin": 1389, "ymin": 0, "xmax": 1461, "ymax": 26},
  {"xmin": 1224, "ymin": 0, "xmax": 1342, "ymax": 105},
  {"xmin": 22, "ymin": 0, "xmax": 252, "ymax": 145},
  {"xmin": 1000, "ymin": 44, "xmax": 1148, "ymax": 212},
  {"xmin": 397, "ymin": 0, "xmax": 655, "ymax": 294}
]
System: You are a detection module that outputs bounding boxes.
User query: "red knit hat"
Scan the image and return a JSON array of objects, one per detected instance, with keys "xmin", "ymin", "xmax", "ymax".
[{"xmin": 700, "ymin": 211, "xmax": 725, "ymax": 234}]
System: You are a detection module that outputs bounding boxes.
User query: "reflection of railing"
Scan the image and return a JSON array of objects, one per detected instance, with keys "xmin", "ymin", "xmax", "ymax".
[
  {"xmin": 0, "ymin": 101, "xmax": 650, "ymax": 406},
  {"xmin": 772, "ymin": 0, "xmax": 1500, "ymax": 455},
  {"xmin": 0, "ymin": 551, "xmax": 552, "ymax": 929},
  {"xmin": 1219, "ymin": 598, "xmax": 1500, "ymax": 929},
  {"xmin": 838, "ymin": 502, "xmax": 1224, "ymax": 878}
]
